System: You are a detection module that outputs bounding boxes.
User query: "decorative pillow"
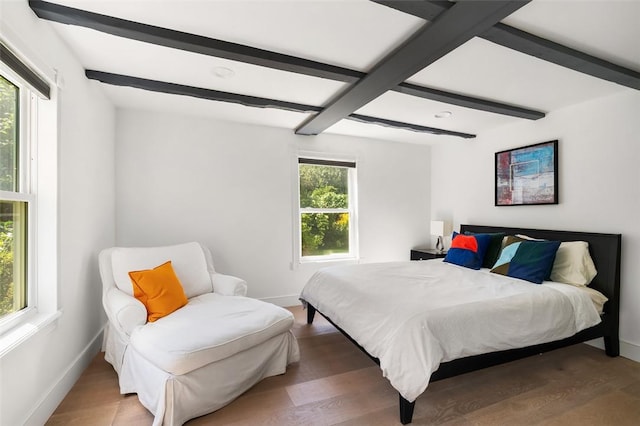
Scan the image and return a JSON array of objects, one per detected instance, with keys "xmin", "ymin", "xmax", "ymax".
[
  {"xmin": 129, "ymin": 261, "xmax": 189, "ymax": 322},
  {"xmin": 490, "ymin": 235, "xmax": 525, "ymax": 275},
  {"xmin": 464, "ymin": 232, "xmax": 506, "ymax": 268},
  {"xmin": 444, "ymin": 232, "xmax": 492, "ymax": 270},
  {"xmin": 491, "ymin": 236, "xmax": 561, "ymax": 284},
  {"xmin": 516, "ymin": 235, "xmax": 597, "ymax": 286}
]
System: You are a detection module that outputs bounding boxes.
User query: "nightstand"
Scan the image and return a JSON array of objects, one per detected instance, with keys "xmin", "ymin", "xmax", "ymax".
[{"xmin": 410, "ymin": 248, "xmax": 447, "ymax": 260}]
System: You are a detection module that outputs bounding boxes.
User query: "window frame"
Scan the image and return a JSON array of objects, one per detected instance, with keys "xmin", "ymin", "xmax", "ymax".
[
  {"xmin": 293, "ymin": 154, "xmax": 359, "ymax": 264},
  {"xmin": 0, "ymin": 39, "xmax": 59, "ymax": 354},
  {"xmin": 0, "ymin": 63, "xmax": 37, "ymax": 335}
]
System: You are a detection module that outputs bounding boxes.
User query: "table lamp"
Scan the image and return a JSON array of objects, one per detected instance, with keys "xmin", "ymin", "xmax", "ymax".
[{"xmin": 430, "ymin": 220, "xmax": 452, "ymax": 253}]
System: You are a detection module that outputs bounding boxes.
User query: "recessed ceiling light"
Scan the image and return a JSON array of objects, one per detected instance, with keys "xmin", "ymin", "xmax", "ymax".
[
  {"xmin": 212, "ymin": 66, "xmax": 235, "ymax": 79},
  {"xmin": 435, "ymin": 111, "xmax": 452, "ymax": 119}
]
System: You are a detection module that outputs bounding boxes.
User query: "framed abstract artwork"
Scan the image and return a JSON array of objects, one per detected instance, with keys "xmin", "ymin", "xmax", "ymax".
[{"xmin": 495, "ymin": 140, "xmax": 558, "ymax": 206}]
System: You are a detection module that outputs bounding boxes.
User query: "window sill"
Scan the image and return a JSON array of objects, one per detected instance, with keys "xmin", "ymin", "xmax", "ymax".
[
  {"xmin": 301, "ymin": 256, "xmax": 358, "ymax": 263},
  {"xmin": 294, "ymin": 256, "xmax": 360, "ymax": 269},
  {"xmin": 0, "ymin": 310, "xmax": 62, "ymax": 358}
]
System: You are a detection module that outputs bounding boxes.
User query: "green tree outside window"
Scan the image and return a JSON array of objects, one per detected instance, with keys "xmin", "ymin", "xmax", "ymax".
[{"xmin": 299, "ymin": 163, "xmax": 351, "ymax": 257}]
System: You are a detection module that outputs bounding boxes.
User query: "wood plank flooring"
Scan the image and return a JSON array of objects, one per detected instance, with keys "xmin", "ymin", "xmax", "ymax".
[{"xmin": 47, "ymin": 306, "xmax": 640, "ymax": 425}]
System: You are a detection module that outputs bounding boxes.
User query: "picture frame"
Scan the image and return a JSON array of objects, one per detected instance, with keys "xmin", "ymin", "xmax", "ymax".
[{"xmin": 495, "ymin": 140, "xmax": 558, "ymax": 206}]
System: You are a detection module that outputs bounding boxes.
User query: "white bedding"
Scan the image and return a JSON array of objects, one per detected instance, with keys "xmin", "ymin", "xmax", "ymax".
[{"xmin": 300, "ymin": 259, "xmax": 603, "ymax": 402}]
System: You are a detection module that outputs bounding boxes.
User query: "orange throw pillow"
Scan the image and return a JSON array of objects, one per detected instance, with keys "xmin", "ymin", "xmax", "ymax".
[{"xmin": 128, "ymin": 261, "xmax": 188, "ymax": 322}]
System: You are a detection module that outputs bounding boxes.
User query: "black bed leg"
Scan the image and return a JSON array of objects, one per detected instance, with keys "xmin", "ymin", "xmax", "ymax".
[
  {"xmin": 399, "ymin": 394, "xmax": 415, "ymax": 425},
  {"xmin": 604, "ymin": 335, "xmax": 620, "ymax": 357},
  {"xmin": 306, "ymin": 304, "xmax": 316, "ymax": 324}
]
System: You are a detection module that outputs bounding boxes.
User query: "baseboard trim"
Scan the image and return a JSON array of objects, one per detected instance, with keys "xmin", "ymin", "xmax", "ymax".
[
  {"xmin": 259, "ymin": 294, "xmax": 302, "ymax": 308},
  {"xmin": 24, "ymin": 325, "xmax": 104, "ymax": 426},
  {"xmin": 586, "ymin": 337, "xmax": 640, "ymax": 362},
  {"xmin": 620, "ymin": 340, "xmax": 640, "ymax": 362}
]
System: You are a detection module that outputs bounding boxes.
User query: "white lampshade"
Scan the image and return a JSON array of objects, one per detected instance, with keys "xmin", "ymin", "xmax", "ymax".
[
  {"xmin": 430, "ymin": 220, "xmax": 444, "ymax": 236},
  {"xmin": 430, "ymin": 220, "xmax": 452, "ymax": 236}
]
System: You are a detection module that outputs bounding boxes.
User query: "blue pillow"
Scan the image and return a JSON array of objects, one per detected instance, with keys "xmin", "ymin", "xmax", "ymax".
[
  {"xmin": 444, "ymin": 232, "xmax": 492, "ymax": 270},
  {"xmin": 491, "ymin": 238, "xmax": 561, "ymax": 284}
]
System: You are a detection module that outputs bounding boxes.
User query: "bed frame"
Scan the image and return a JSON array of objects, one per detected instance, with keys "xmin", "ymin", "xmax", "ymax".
[{"xmin": 303, "ymin": 224, "xmax": 621, "ymax": 424}]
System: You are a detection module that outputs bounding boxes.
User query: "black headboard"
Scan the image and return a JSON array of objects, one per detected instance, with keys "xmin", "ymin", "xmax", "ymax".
[{"xmin": 460, "ymin": 225, "xmax": 621, "ymax": 322}]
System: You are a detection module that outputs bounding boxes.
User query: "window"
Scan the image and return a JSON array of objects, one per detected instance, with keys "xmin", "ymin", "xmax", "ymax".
[
  {"xmin": 0, "ymin": 41, "xmax": 56, "ymax": 344},
  {"xmin": 0, "ymin": 74, "xmax": 29, "ymax": 323},
  {"xmin": 297, "ymin": 157, "xmax": 357, "ymax": 261}
]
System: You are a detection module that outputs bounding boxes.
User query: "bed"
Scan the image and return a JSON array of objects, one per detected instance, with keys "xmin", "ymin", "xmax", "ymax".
[{"xmin": 300, "ymin": 224, "xmax": 621, "ymax": 424}]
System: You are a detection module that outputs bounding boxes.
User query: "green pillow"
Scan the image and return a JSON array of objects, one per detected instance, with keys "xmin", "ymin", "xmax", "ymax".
[{"xmin": 491, "ymin": 237, "xmax": 561, "ymax": 284}]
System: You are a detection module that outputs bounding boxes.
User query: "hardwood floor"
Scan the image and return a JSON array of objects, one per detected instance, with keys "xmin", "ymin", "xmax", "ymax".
[{"xmin": 47, "ymin": 306, "xmax": 640, "ymax": 425}]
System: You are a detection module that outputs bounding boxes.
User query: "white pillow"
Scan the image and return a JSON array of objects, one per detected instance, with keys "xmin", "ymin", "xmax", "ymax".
[
  {"xmin": 515, "ymin": 235, "xmax": 597, "ymax": 286},
  {"xmin": 111, "ymin": 242, "xmax": 213, "ymax": 298},
  {"xmin": 550, "ymin": 241, "xmax": 597, "ymax": 286}
]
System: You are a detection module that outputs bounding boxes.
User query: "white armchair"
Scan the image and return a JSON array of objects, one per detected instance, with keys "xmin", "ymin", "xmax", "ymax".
[{"xmin": 99, "ymin": 242, "xmax": 299, "ymax": 426}]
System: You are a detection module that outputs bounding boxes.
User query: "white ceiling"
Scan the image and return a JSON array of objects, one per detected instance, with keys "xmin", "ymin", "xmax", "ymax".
[{"xmin": 42, "ymin": 0, "xmax": 640, "ymax": 144}]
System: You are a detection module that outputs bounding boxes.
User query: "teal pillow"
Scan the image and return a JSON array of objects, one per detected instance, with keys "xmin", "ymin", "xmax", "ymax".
[{"xmin": 491, "ymin": 237, "xmax": 561, "ymax": 284}]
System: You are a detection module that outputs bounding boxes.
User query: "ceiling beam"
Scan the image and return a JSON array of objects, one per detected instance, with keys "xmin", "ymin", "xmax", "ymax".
[
  {"xmin": 295, "ymin": 1, "xmax": 530, "ymax": 135},
  {"xmin": 29, "ymin": 0, "xmax": 361, "ymax": 83},
  {"xmin": 85, "ymin": 70, "xmax": 323, "ymax": 113},
  {"xmin": 396, "ymin": 82, "xmax": 544, "ymax": 120},
  {"xmin": 348, "ymin": 114, "xmax": 475, "ymax": 138},
  {"xmin": 370, "ymin": 0, "xmax": 449, "ymax": 21},
  {"xmin": 375, "ymin": 0, "xmax": 640, "ymax": 91},
  {"xmin": 85, "ymin": 70, "xmax": 474, "ymax": 138},
  {"xmin": 483, "ymin": 24, "xmax": 640, "ymax": 90},
  {"xmin": 28, "ymin": 0, "xmax": 544, "ymax": 121}
]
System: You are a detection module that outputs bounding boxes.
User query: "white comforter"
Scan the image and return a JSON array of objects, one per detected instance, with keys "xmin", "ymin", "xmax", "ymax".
[{"xmin": 300, "ymin": 260, "xmax": 602, "ymax": 402}]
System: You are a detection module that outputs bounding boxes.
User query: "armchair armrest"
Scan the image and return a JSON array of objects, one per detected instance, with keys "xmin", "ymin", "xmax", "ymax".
[
  {"xmin": 103, "ymin": 287, "xmax": 147, "ymax": 336},
  {"xmin": 211, "ymin": 273, "xmax": 248, "ymax": 296}
]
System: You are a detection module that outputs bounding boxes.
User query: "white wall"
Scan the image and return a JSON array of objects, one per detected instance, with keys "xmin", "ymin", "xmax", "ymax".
[
  {"xmin": 0, "ymin": 2, "xmax": 116, "ymax": 425},
  {"xmin": 116, "ymin": 109, "xmax": 431, "ymax": 304},
  {"xmin": 431, "ymin": 89, "xmax": 640, "ymax": 361}
]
